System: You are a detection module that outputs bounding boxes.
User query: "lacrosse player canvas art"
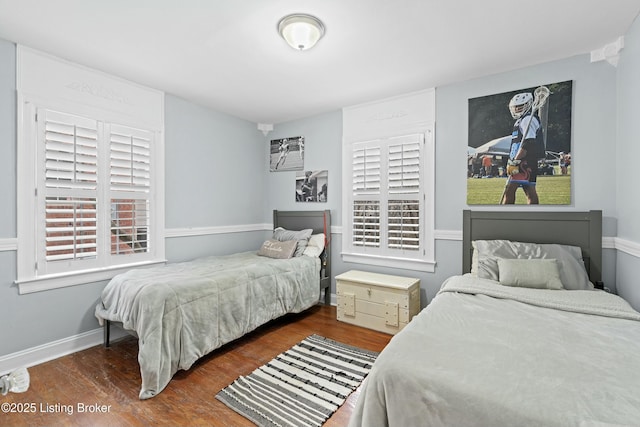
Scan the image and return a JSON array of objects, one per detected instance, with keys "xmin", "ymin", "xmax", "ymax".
[{"xmin": 467, "ymin": 80, "xmax": 573, "ymax": 205}]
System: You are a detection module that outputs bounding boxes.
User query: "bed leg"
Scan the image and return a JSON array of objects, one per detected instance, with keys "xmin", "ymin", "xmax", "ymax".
[
  {"xmin": 324, "ymin": 287, "xmax": 331, "ymax": 305},
  {"xmin": 104, "ymin": 320, "xmax": 111, "ymax": 348}
]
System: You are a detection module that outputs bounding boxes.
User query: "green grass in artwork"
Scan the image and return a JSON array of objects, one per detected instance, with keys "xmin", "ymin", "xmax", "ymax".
[{"xmin": 467, "ymin": 175, "xmax": 571, "ymax": 205}]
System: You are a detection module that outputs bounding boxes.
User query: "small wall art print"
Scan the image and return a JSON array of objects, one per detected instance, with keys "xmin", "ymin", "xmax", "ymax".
[
  {"xmin": 295, "ymin": 170, "xmax": 328, "ymax": 202},
  {"xmin": 270, "ymin": 136, "xmax": 304, "ymax": 172},
  {"xmin": 467, "ymin": 80, "xmax": 572, "ymax": 205}
]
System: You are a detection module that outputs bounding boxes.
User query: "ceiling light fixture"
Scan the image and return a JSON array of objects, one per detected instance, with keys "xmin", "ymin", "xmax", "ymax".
[{"xmin": 278, "ymin": 14, "xmax": 325, "ymax": 51}]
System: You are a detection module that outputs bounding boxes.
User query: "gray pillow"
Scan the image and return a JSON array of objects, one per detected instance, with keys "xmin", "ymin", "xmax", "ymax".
[
  {"xmin": 257, "ymin": 239, "xmax": 296, "ymax": 259},
  {"xmin": 273, "ymin": 227, "xmax": 313, "ymax": 257},
  {"xmin": 497, "ymin": 258, "xmax": 564, "ymax": 290},
  {"xmin": 472, "ymin": 240, "xmax": 593, "ymax": 290}
]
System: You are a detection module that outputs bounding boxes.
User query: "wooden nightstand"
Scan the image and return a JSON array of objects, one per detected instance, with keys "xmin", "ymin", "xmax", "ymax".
[{"xmin": 336, "ymin": 270, "xmax": 420, "ymax": 335}]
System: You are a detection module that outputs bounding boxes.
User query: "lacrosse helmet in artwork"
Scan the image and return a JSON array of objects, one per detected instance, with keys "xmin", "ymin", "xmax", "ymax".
[{"xmin": 509, "ymin": 92, "xmax": 533, "ymax": 119}]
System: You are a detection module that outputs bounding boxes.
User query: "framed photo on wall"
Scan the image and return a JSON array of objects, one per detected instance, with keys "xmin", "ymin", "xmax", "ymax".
[
  {"xmin": 467, "ymin": 80, "xmax": 573, "ymax": 205},
  {"xmin": 295, "ymin": 170, "xmax": 328, "ymax": 202},
  {"xmin": 269, "ymin": 136, "xmax": 304, "ymax": 171}
]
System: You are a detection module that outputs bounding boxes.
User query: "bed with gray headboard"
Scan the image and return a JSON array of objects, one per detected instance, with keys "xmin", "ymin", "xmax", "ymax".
[
  {"xmin": 462, "ymin": 209, "xmax": 602, "ymax": 283},
  {"xmin": 273, "ymin": 209, "xmax": 331, "ymax": 304},
  {"xmin": 349, "ymin": 209, "xmax": 640, "ymax": 427},
  {"xmin": 96, "ymin": 210, "xmax": 330, "ymax": 399}
]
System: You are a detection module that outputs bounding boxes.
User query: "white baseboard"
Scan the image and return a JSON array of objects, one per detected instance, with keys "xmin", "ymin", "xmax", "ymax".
[{"xmin": 0, "ymin": 326, "xmax": 129, "ymax": 376}]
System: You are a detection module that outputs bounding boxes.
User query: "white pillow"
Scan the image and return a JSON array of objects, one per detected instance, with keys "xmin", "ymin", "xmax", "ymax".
[
  {"xmin": 303, "ymin": 233, "xmax": 325, "ymax": 257},
  {"xmin": 302, "ymin": 245, "xmax": 323, "ymax": 258},
  {"xmin": 472, "ymin": 240, "xmax": 593, "ymax": 290},
  {"xmin": 497, "ymin": 258, "xmax": 564, "ymax": 290}
]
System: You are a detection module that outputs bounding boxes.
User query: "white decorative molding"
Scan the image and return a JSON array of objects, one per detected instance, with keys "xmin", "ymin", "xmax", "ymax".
[
  {"xmin": 0, "ymin": 238, "xmax": 17, "ymax": 252},
  {"xmin": 434, "ymin": 229, "xmax": 462, "ymax": 241},
  {"xmin": 590, "ymin": 36, "xmax": 624, "ymax": 67},
  {"xmin": 0, "ymin": 327, "xmax": 129, "ymax": 376},
  {"xmin": 166, "ymin": 223, "xmax": 340, "ymax": 239},
  {"xmin": 17, "ymin": 45, "xmax": 164, "ymax": 128},
  {"xmin": 65, "ymin": 81, "xmax": 133, "ymax": 105},
  {"xmin": 6, "ymin": 229, "xmax": 638, "ymax": 260},
  {"xmin": 343, "ymin": 88, "xmax": 435, "ymax": 141},
  {"xmin": 602, "ymin": 236, "xmax": 616, "ymax": 250},
  {"xmin": 165, "ymin": 223, "xmax": 271, "ymax": 238},
  {"xmin": 257, "ymin": 123, "xmax": 274, "ymax": 136},
  {"xmin": 614, "ymin": 237, "xmax": 640, "ymax": 258},
  {"xmin": 366, "ymin": 110, "xmax": 409, "ymax": 123}
]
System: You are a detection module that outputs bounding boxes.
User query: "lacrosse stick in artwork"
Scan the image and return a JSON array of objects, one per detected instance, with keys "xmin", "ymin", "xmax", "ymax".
[{"xmin": 499, "ymin": 86, "xmax": 550, "ymax": 204}]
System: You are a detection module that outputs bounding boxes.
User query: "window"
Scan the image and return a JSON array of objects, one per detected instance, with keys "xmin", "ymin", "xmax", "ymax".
[
  {"xmin": 16, "ymin": 46, "xmax": 164, "ymax": 293},
  {"xmin": 341, "ymin": 88, "xmax": 435, "ymax": 272},
  {"xmin": 344, "ymin": 132, "xmax": 434, "ymax": 271}
]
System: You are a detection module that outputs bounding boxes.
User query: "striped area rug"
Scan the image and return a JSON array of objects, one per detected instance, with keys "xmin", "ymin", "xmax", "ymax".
[{"xmin": 216, "ymin": 334, "xmax": 379, "ymax": 427}]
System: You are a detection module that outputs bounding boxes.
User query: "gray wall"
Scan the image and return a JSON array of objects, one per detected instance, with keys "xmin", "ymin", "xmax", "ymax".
[
  {"xmin": 164, "ymin": 95, "xmax": 267, "ymax": 262},
  {"xmin": 269, "ymin": 52, "xmax": 621, "ymax": 305},
  {"xmin": 263, "ymin": 110, "xmax": 343, "ymax": 223},
  {"xmin": 616, "ymin": 14, "xmax": 640, "ymax": 309},
  {"xmin": 2, "ymin": 13, "xmax": 640, "ymax": 359},
  {"xmin": 0, "ymin": 39, "xmax": 15, "ymax": 238},
  {"xmin": 434, "ymin": 54, "xmax": 620, "ymax": 299},
  {"xmin": 0, "ymin": 40, "xmax": 265, "ymax": 356}
]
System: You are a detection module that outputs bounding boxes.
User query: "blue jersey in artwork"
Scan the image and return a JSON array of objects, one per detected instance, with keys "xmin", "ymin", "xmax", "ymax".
[{"xmin": 509, "ymin": 112, "xmax": 543, "ymax": 185}]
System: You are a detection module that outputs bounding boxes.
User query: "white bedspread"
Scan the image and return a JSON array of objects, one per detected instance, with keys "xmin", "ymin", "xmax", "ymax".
[
  {"xmin": 349, "ymin": 274, "xmax": 640, "ymax": 427},
  {"xmin": 95, "ymin": 251, "xmax": 319, "ymax": 399}
]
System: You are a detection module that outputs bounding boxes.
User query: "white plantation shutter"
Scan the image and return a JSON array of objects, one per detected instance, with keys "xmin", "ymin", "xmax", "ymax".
[
  {"xmin": 352, "ymin": 143, "xmax": 382, "ymax": 248},
  {"xmin": 41, "ymin": 110, "xmax": 99, "ymax": 266},
  {"xmin": 352, "ymin": 200, "xmax": 381, "ymax": 248},
  {"xmin": 388, "ymin": 140, "xmax": 421, "ymax": 194},
  {"xmin": 109, "ymin": 125, "xmax": 152, "ymax": 256},
  {"xmin": 347, "ymin": 134, "xmax": 425, "ymax": 257},
  {"xmin": 44, "ymin": 112, "xmax": 98, "ymax": 190},
  {"xmin": 33, "ymin": 109, "xmax": 157, "ymax": 277},
  {"xmin": 109, "ymin": 125, "xmax": 151, "ymax": 192},
  {"xmin": 387, "ymin": 135, "xmax": 422, "ymax": 251},
  {"xmin": 352, "ymin": 145, "xmax": 381, "ymax": 195},
  {"xmin": 388, "ymin": 200, "xmax": 420, "ymax": 250},
  {"xmin": 45, "ymin": 197, "xmax": 97, "ymax": 261}
]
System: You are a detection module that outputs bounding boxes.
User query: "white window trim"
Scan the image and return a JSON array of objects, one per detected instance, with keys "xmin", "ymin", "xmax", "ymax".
[
  {"xmin": 15, "ymin": 46, "xmax": 165, "ymax": 294},
  {"xmin": 342, "ymin": 128, "xmax": 435, "ymax": 272},
  {"xmin": 16, "ymin": 260, "xmax": 167, "ymax": 294},
  {"xmin": 341, "ymin": 89, "xmax": 436, "ymax": 272}
]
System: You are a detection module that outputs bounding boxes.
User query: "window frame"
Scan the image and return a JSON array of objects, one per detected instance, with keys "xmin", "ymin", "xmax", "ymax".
[
  {"xmin": 15, "ymin": 46, "xmax": 165, "ymax": 294},
  {"xmin": 342, "ymin": 128, "xmax": 435, "ymax": 272}
]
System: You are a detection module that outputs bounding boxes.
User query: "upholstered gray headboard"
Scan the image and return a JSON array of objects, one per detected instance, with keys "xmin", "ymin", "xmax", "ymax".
[
  {"xmin": 273, "ymin": 210, "xmax": 331, "ymax": 304},
  {"xmin": 462, "ymin": 210, "xmax": 602, "ymax": 282}
]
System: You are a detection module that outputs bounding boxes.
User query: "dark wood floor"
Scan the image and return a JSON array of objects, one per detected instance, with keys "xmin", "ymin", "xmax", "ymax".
[{"xmin": 2, "ymin": 305, "xmax": 391, "ymax": 427}]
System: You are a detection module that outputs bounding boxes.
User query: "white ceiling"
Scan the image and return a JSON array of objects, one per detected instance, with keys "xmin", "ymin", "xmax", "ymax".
[{"xmin": 1, "ymin": 0, "xmax": 639, "ymax": 125}]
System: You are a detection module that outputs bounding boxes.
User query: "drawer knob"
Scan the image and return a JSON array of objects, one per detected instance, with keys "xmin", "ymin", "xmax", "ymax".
[{"xmin": 367, "ymin": 288, "xmax": 372, "ymax": 296}]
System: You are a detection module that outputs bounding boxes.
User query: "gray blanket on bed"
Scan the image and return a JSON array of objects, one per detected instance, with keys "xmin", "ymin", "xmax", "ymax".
[
  {"xmin": 95, "ymin": 251, "xmax": 320, "ymax": 399},
  {"xmin": 349, "ymin": 274, "xmax": 640, "ymax": 427}
]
